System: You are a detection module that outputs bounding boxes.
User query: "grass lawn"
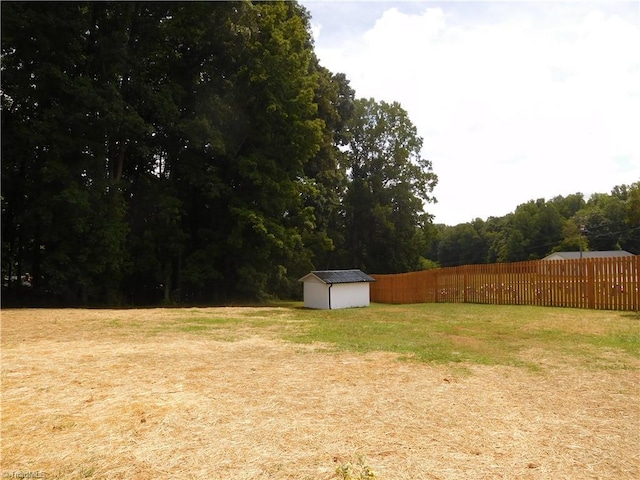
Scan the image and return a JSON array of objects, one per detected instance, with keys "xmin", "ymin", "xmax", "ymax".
[
  {"xmin": 2, "ymin": 303, "xmax": 639, "ymax": 479},
  {"xmin": 291, "ymin": 303, "xmax": 640, "ymax": 368},
  {"xmin": 154, "ymin": 302, "xmax": 640, "ymax": 370}
]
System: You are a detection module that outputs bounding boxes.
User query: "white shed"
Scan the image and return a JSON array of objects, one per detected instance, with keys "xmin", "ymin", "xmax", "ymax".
[{"xmin": 298, "ymin": 269, "xmax": 376, "ymax": 310}]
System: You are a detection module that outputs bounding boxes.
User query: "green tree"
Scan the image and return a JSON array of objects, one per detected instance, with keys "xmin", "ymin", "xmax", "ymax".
[
  {"xmin": 549, "ymin": 193, "xmax": 585, "ymax": 219},
  {"xmin": 552, "ymin": 220, "xmax": 588, "ymax": 253},
  {"xmin": 620, "ymin": 182, "xmax": 640, "ymax": 253},
  {"xmin": 343, "ymin": 98, "xmax": 438, "ymax": 273},
  {"xmin": 165, "ymin": 0, "xmax": 325, "ymax": 301},
  {"xmin": 2, "ymin": 2, "xmax": 132, "ymax": 303},
  {"xmin": 497, "ymin": 199, "xmax": 564, "ymax": 261},
  {"xmin": 2, "ymin": 1, "xmax": 326, "ymax": 304},
  {"xmin": 581, "ymin": 192, "xmax": 627, "ymax": 251},
  {"xmin": 300, "ymin": 69, "xmax": 355, "ymax": 274},
  {"xmin": 437, "ymin": 219, "xmax": 489, "ymax": 267}
]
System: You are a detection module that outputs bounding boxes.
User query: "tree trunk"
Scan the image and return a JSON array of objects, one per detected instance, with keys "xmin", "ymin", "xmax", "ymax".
[{"xmin": 115, "ymin": 141, "xmax": 126, "ymax": 182}]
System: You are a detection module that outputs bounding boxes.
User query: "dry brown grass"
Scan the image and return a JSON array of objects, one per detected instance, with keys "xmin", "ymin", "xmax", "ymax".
[{"xmin": 2, "ymin": 308, "xmax": 639, "ymax": 479}]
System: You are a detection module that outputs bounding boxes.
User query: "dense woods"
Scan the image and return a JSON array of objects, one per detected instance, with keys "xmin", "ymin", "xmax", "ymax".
[
  {"xmin": 428, "ymin": 185, "xmax": 640, "ymax": 267},
  {"xmin": 2, "ymin": 1, "xmax": 637, "ymax": 306},
  {"xmin": 1, "ymin": 1, "xmax": 436, "ymax": 305}
]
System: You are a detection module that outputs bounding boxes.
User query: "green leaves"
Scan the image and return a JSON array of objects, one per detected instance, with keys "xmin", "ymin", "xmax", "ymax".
[
  {"xmin": 428, "ymin": 184, "xmax": 639, "ymax": 267},
  {"xmin": 1, "ymin": 1, "xmax": 441, "ymax": 304},
  {"xmin": 342, "ymin": 98, "xmax": 438, "ymax": 273}
]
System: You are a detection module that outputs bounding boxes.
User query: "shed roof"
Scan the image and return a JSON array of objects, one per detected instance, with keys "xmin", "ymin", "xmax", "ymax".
[
  {"xmin": 543, "ymin": 250, "xmax": 633, "ymax": 260},
  {"xmin": 299, "ymin": 269, "xmax": 376, "ymax": 284}
]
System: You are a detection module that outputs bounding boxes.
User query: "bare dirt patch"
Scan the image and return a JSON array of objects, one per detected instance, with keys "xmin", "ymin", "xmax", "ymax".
[{"xmin": 2, "ymin": 308, "xmax": 639, "ymax": 479}]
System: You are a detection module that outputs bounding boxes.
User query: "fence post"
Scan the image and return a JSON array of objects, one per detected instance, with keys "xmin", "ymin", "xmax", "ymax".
[
  {"xmin": 587, "ymin": 260, "xmax": 595, "ymax": 309},
  {"xmin": 635, "ymin": 255, "xmax": 640, "ymax": 311},
  {"xmin": 463, "ymin": 267, "xmax": 468, "ymax": 303}
]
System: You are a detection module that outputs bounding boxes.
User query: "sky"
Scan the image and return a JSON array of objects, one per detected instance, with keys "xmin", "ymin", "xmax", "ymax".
[{"xmin": 299, "ymin": 0, "xmax": 640, "ymax": 225}]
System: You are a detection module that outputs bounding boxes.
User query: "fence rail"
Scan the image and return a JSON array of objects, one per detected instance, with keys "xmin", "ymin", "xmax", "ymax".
[{"xmin": 370, "ymin": 256, "xmax": 640, "ymax": 311}]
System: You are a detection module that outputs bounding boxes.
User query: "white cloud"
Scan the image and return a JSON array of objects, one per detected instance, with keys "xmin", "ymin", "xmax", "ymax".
[
  {"xmin": 309, "ymin": 21, "xmax": 322, "ymax": 42},
  {"xmin": 306, "ymin": 1, "xmax": 640, "ymax": 225}
]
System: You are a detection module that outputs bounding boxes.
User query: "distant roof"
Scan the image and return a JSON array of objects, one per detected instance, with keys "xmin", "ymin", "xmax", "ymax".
[
  {"xmin": 543, "ymin": 251, "xmax": 634, "ymax": 260},
  {"xmin": 299, "ymin": 269, "xmax": 376, "ymax": 284}
]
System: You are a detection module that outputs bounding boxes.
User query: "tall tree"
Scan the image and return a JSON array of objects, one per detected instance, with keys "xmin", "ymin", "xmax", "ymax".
[
  {"xmin": 301, "ymin": 68, "xmax": 355, "ymax": 273},
  {"xmin": 342, "ymin": 98, "xmax": 438, "ymax": 273},
  {"xmin": 218, "ymin": 0, "xmax": 324, "ymax": 299},
  {"xmin": 2, "ymin": 2, "xmax": 132, "ymax": 303}
]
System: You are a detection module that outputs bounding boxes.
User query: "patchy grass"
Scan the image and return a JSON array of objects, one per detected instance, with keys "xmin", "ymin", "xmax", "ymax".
[
  {"xmin": 4, "ymin": 303, "xmax": 636, "ymax": 370},
  {"xmin": 2, "ymin": 305, "xmax": 639, "ymax": 479},
  {"xmin": 286, "ymin": 303, "xmax": 640, "ymax": 370},
  {"xmin": 140, "ymin": 303, "xmax": 638, "ymax": 368}
]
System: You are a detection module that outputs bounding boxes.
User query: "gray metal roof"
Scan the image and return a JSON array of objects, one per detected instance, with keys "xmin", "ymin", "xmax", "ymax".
[
  {"xmin": 543, "ymin": 250, "xmax": 633, "ymax": 260},
  {"xmin": 301, "ymin": 269, "xmax": 376, "ymax": 284}
]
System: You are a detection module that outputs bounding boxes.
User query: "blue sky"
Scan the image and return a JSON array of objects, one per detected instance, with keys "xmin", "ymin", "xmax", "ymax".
[{"xmin": 299, "ymin": 0, "xmax": 640, "ymax": 225}]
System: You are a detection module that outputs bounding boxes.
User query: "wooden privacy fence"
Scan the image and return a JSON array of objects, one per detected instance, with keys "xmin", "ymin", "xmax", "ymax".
[{"xmin": 370, "ymin": 256, "xmax": 640, "ymax": 311}]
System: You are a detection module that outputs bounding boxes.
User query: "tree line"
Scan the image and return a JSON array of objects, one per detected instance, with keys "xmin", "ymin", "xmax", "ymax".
[
  {"xmin": 1, "ymin": 1, "xmax": 437, "ymax": 305},
  {"xmin": 426, "ymin": 183, "xmax": 640, "ymax": 268},
  {"xmin": 3, "ymin": 2, "xmax": 636, "ymax": 306}
]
